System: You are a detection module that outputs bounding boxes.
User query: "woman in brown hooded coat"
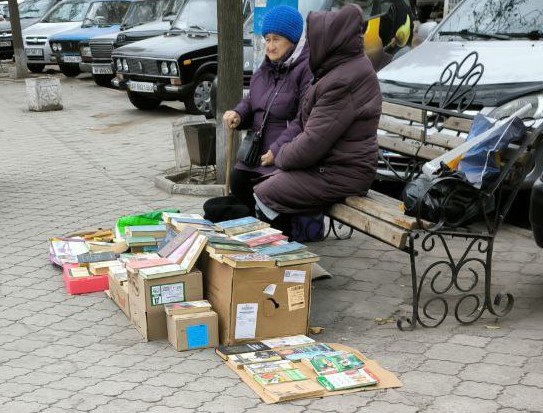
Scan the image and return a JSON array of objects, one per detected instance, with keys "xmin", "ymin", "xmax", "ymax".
[{"xmin": 253, "ymin": 3, "xmax": 382, "ymax": 219}]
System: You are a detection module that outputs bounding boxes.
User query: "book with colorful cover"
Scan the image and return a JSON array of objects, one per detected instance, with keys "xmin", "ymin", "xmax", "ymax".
[
  {"xmin": 158, "ymin": 227, "xmax": 198, "ymax": 258},
  {"xmin": 171, "ymin": 221, "xmax": 216, "ymax": 232},
  {"xmin": 316, "ymin": 368, "xmax": 379, "ymax": 391},
  {"xmin": 216, "ymin": 342, "xmax": 271, "ymax": 360},
  {"xmin": 216, "ymin": 216, "xmax": 259, "ymax": 230},
  {"xmin": 138, "ymin": 263, "xmax": 185, "ymax": 279},
  {"xmin": 157, "ymin": 227, "xmax": 177, "ymax": 250},
  {"xmin": 252, "ymin": 239, "xmax": 289, "ymax": 253},
  {"xmin": 164, "ymin": 300, "xmax": 211, "ymax": 315},
  {"xmin": 232, "ymin": 228, "xmax": 282, "ymax": 243},
  {"xmin": 222, "ymin": 253, "xmax": 276, "ymax": 268},
  {"xmin": 229, "ymin": 350, "xmax": 282, "ymax": 367},
  {"xmin": 125, "ymin": 224, "xmax": 167, "ymax": 238},
  {"xmin": 224, "ymin": 221, "xmax": 270, "ymax": 236},
  {"xmin": 50, "ymin": 238, "xmax": 90, "ymax": 266},
  {"xmin": 245, "ymin": 233, "xmax": 289, "ymax": 248},
  {"xmin": 275, "ymin": 251, "xmax": 320, "ymax": 267},
  {"xmin": 309, "ymin": 353, "xmax": 364, "ymax": 376},
  {"xmin": 77, "ymin": 251, "xmax": 117, "ymax": 264},
  {"xmin": 162, "ymin": 212, "xmax": 204, "ymax": 223},
  {"xmin": 178, "ymin": 234, "xmax": 207, "ymax": 273},
  {"xmin": 206, "ymin": 243, "xmax": 254, "ymax": 255},
  {"xmin": 261, "ymin": 335, "xmax": 315, "ymax": 349},
  {"xmin": 254, "ymin": 369, "xmax": 307, "ymax": 386},
  {"xmin": 258, "ymin": 242, "xmax": 307, "ymax": 257},
  {"xmin": 276, "ymin": 343, "xmax": 337, "ymax": 362},
  {"xmin": 118, "ymin": 252, "xmax": 160, "ymax": 263},
  {"xmin": 126, "ymin": 257, "xmax": 172, "ymax": 272},
  {"xmin": 125, "ymin": 236, "xmax": 157, "ymax": 247},
  {"xmin": 243, "ymin": 360, "xmax": 296, "ymax": 376},
  {"xmin": 167, "ymin": 232, "xmax": 199, "ymax": 264}
]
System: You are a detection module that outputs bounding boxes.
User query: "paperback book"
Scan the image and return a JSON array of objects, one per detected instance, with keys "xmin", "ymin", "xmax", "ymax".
[
  {"xmin": 125, "ymin": 236, "xmax": 157, "ymax": 247},
  {"xmin": 245, "ymin": 233, "xmax": 288, "ymax": 248},
  {"xmin": 178, "ymin": 234, "xmax": 207, "ymax": 273},
  {"xmin": 158, "ymin": 227, "xmax": 198, "ymax": 258},
  {"xmin": 69, "ymin": 267, "xmax": 91, "ymax": 278},
  {"xmin": 206, "ymin": 243, "xmax": 254, "ymax": 255},
  {"xmin": 316, "ymin": 368, "xmax": 379, "ymax": 391},
  {"xmin": 276, "ymin": 343, "xmax": 337, "ymax": 362},
  {"xmin": 243, "ymin": 360, "xmax": 296, "ymax": 376},
  {"xmin": 229, "ymin": 350, "xmax": 282, "ymax": 367},
  {"xmin": 216, "ymin": 216, "xmax": 259, "ymax": 230},
  {"xmin": 138, "ymin": 264, "xmax": 185, "ymax": 279},
  {"xmin": 232, "ymin": 228, "xmax": 282, "ymax": 244},
  {"xmin": 222, "ymin": 253, "xmax": 276, "ymax": 268},
  {"xmin": 167, "ymin": 232, "xmax": 198, "ymax": 264},
  {"xmin": 162, "ymin": 212, "xmax": 204, "ymax": 224},
  {"xmin": 125, "ymin": 224, "xmax": 167, "ymax": 238},
  {"xmin": 254, "ymin": 369, "xmax": 307, "ymax": 386},
  {"xmin": 261, "ymin": 335, "xmax": 315, "ymax": 349},
  {"xmin": 164, "ymin": 300, "xmax": 211, "ymax": 315},
  {"xmin": 258, "ymin": 242, "xmax": 307, "ymax": 257},
  {"xmin": 88, "ymin": 260, "xmax": 122, "ymax": 276},
  {"xmin": 274, "ymin": 251, "xmax": 320, "ymax": 267},
  {"xmin": 125, "ymin": 257, "xmax": 172, "ymax": 272},
  {"xmin": 224, "ymin": 221, "xmax": 270, "ymax": 237},
  {"xmin": 77, "ymin": 251, "xmax": 117, "ymax": 264},
  {"xmin": 309, "ymin": 353, "xmax": 364, "ymax": 376},
  {"xmin": 216, "ymin": 342, "xmax": 271, "ymax": 360}
]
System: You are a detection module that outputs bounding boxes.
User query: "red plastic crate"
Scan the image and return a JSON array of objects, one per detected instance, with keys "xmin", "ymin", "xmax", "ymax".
[{"xmin": 62, "ymin": 263, "xmax": 109, "ymax": 295}]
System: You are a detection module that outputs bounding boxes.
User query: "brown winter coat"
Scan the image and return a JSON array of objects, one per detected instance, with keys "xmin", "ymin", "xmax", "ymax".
[{"xmin": 254, "ymin": 4, "xmax": 382, "ymax": 214}]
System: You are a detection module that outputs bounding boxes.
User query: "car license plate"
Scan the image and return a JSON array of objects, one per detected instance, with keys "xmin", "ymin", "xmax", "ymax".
[
  {"xmin": 62, "ymin": 55, "xmax": 82, "ymax": 63},
  {"xmin": 92, "ymin": 64, "xmax": 113, "ymax": 75},
  {"xmin": 25, "ymin": 47, "xmax": 43, "ymax": 56},
  {"xmin": 129, "ymin": 81, "xmax": 154, "ymax": 93},
  {"xmin": 0, "ymin": 40, "xmax": 11, "ymax": 47}
]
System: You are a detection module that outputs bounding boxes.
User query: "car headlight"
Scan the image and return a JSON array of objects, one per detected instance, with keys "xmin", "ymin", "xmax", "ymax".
[
  {"xmin": 80, "ymin": 46, "xmax": 91, "ymax": 57},
  {"xmin": 56, "ymin": 43, "xmax": 62, "ymax": 51},
  {"xmin": 122, "ymin": 59, "xmax": 128, "ymax": 72},
  {"xmin": 116, "ymin": 58, "xmax": 122, "ymax": 71},
  {"xmin": 488, "ymin": 93, "xmax": 543, "ymax": 120},
  {"xmin": 170, "ymin": 62, "xmax": 178, "ymax": 76},
  {"xmin": 51, "ymin": 43, "xmax": 57, "ymax": 51},
  {"xmin": 161, "ymin": 61, "xmax": 169, "ymax": 75}
]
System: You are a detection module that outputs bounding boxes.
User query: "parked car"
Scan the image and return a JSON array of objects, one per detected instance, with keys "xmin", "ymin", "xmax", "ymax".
[
  {"xmin": 112, "ymin": 0, "xmax": 413, "ymax": 117},
  {"xmin": 22, "ymin": 0, "xmax": 93, "ymax": 72},
  {"xmin": 88, "ymin": 0, "xmax": 184, "ymax": 87},
  {"xmin": 0, "ymin": 0, "xmax": 63, "ymax": 59},
  {"xmin": 377, "ymin": 0, "xmax": 543, "ymax": 186},
  {"xmin": 48, "ymin": 0, "xmax": 134, "ymax": 76}
]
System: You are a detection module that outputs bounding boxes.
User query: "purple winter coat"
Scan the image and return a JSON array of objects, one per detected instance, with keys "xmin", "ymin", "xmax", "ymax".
[
  {"xmin": 233, "ymin": 39, "xmax": 312, "ymax": 175},
  {"xmin": 254, "ymin": 4, "xmax": 382, "ymax": 214}
]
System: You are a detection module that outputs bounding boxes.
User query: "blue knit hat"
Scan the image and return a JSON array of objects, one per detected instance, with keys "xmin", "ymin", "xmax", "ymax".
[{"xmin": 261, "ymin": 5, "xmax": 303, "ymax": 44}]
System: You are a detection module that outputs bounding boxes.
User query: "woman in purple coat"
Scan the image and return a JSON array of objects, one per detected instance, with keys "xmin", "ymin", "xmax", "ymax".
[{"xmin": 223, "ymin": 5, "xmax": 312, "ymax": 215}]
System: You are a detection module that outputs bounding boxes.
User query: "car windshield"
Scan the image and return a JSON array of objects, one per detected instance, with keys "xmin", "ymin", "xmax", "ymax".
[
  {"xmin": 82, "ymin": 0, "xmax": 130, "ymax": 26},
  {"xmin": 19, "ymin": 0, "xmax": 55, "ymax": 18},
  {"xmin": 299, "ymin": 0, "xmax": 392, "ymax": 18},
  {"xmin": 160, "ymin": 0, "xmax": 183, "ymax": 20},
  {"xmin": 0, "ymin": 3, "xmax": 10, "ymax": 18},
  {"xmin": 171, "ymin": 0, "xmax": 217, "ymax": 32},
  {"xmin": 42, "ymin": 0, "xmax": 91, "ymax": 22},
  {"xmin": 438, "ymin": 0, "xmax": 543, "ymax": 39},
  {"xmin": 121, "ymin": 0, "xmax": 167, "ymax": 28}
]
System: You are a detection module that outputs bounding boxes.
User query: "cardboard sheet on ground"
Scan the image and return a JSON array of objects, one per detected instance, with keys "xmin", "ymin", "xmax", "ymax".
[{"xmin": 225, "ymin": 343, "xmax": 402, "ymax": 403}]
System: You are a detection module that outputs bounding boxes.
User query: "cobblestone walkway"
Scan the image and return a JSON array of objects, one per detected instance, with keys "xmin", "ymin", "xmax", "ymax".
[{"xmin": 0, "ymin": 71, "xmax": 542, "ymax": 412}]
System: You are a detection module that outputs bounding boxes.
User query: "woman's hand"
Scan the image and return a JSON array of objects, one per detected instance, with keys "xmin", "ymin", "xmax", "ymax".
[
  {"xmin": 261, "ymin": 150, "xmax": 275, "ymax": 166},
  {"xmin": 223, "ymin": 110, "xmax": 241, "ymax": 129}
]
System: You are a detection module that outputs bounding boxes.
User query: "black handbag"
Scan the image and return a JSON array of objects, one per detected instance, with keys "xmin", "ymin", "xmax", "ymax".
[{"xmin": 237, "ymin": 81, "xmax": 286, "ymax": 168}]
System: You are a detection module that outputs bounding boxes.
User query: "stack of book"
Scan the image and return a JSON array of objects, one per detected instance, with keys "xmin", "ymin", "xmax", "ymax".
[
  {"xmin": 124, "ymin": 224, "xmax": 167, "ymax": 253},
  {"xmin": 163, "ymin": 212, "xmax": 217, "ymax": 233},
  {"xmin": 208, "ymin": 217, "xmax": 320, "ymax": 268},
  {"xmin": 157, "ymin": 226, "xmax": 207, "ymax": 273}
]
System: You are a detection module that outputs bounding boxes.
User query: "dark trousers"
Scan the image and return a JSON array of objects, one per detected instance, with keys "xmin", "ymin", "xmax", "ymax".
[{"xmin": 230, "ymin": 168, "xmax": 262, "ymax": 216}]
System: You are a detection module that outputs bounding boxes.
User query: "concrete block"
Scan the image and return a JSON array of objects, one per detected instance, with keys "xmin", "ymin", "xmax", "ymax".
[{"xmin": 25, "ymin": 77, "xmax": 63, "ymax": 112}]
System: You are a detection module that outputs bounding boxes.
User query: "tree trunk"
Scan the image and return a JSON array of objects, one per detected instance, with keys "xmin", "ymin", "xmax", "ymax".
[
  {"xmin": 8, "ymin": 0, "xmax": 28, "ymax": 79},
  {"xmin": 216, "ymin": 0, "xmax": 243, "ymax": 184}
]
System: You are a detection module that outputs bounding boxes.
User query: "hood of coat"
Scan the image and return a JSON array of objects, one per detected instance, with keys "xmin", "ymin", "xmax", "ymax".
[{"xmin": 306, "ymin": 3, "xmax": 365, "ymax": 77}]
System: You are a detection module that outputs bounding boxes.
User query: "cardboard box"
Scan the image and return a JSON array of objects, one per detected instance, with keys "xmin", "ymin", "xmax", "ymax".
[
  {"xmin": 200, "ymin": 254, "xmax": 312, "ymax": 345},
  {"xmin": 107, "ymin": 272, "xmax": 130, "ymax": 318},
  {"xmin": 167, "ymin": 310, "xmax": 219, "ymax": 351},
  {"xmin": 128, "ymin": 269, "xmax": 203, "ymax": 341}
]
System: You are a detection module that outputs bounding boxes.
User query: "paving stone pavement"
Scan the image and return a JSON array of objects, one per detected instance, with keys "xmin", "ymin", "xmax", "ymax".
[{"xmin": 1, "ymin": 69, "xmax": 543, "ymax": 413}]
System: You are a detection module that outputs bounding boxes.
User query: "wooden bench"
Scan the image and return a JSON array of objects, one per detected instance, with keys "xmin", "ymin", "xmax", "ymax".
[{"xmin": 326, "ymin": 98, "xmax": 543, "ymax": 330}]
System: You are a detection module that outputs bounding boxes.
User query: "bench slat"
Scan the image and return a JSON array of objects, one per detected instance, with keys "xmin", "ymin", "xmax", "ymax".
[
  {"xmin": 379, "ymin": 116, "xmax": 425, "ymax": 141},
  {"xmin": 427, "ymin": 132, "xmax": 465, "ymax": 149},
  {"xmin": 378, "ymin": 135, "xmax": 446, "ymax": 160},
  {"xmin": 344, "ymin": 195, "xmax": 420, "ymax": 230},
  {"xmin": 442, "ymin": 117, "xmax": 473, "ymax": 133},
  {"xmin": 327, "ymin": 203, "xmax": 408, "ymax": 249},
  {"xmin": 382, "ymin": 101, "xmax": 425, "ymax": 123}
]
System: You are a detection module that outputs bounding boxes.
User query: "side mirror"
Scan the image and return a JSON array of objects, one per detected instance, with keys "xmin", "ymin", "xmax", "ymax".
[{"xmin": 417, "ymin": 21, "xmax": 438, "ymax": 42}]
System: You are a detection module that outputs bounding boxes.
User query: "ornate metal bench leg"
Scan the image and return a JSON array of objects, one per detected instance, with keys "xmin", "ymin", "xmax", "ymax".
[
  {"xmin": 483, "ymin": 240, "xmax": 515, "ymax": 320},
  {"xmin": 398, "ymin": 233, "xmax": 420, "ymax": 331}
]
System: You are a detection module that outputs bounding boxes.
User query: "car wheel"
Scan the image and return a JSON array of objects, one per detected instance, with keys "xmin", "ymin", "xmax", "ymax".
[
  {"xmin": 27, "ymin": 63, "xmax": 45, "ymax": 73},
  {"xmin": 92, "ymin": 74, "xmax": 114, "ymax": 88},
  {"xmin": 184, "ymin": 72, "xmax": 216, "ymax": 118},
  {"xmin": 127, "ymin": 91, "xmax": 161, "ymax": 110},
  {"xmin": 59, "ymin": 63, "xmax": 81, "ymax": 77}
]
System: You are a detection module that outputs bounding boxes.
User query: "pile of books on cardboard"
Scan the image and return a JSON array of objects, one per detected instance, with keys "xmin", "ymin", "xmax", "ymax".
[
  {"xmin": 216, "ymin": 335, "xmax": 400, "ymax": 403},
  {"xmin": 207, "ymin": 216, "xmax": 320, "ymax": 268}
]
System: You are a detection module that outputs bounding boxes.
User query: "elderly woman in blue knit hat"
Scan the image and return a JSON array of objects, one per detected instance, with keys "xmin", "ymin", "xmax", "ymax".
[{"xmin": 222, "ymin": 5, "xmax": 311, "ymax": 215}]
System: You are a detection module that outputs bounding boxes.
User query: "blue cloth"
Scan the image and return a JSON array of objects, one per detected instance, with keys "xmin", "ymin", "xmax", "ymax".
[{"xmin": 261, "ymin": 5, "xmax": 303, "ymax": 44}]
